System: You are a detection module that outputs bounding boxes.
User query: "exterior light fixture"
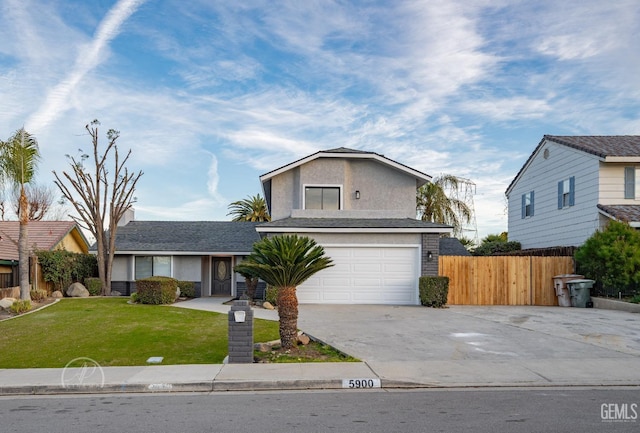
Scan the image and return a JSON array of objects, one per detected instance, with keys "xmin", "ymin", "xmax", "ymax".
[
  {"xmin": 355, "ymin": 190, "xmax": 360, "ymax": 199},
  {"xmin": 427, "ymin": 251, "xmax": 433, "ymax": 262}
]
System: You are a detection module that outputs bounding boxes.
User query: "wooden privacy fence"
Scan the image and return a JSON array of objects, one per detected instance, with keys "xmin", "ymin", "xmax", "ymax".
[{"xmin": 439, "ymin": 256, "xmax": 575, "ymax": 306}]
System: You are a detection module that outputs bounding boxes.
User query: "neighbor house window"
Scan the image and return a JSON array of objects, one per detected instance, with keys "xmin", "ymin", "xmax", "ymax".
[
  {"xmin": 135, "ymin": 256, "xmax": 171, "ymax": 279},
  {"xmin": 304, "ymin": 186, "xmax": 340, "ymax": 210},
  {"xmin": 625, "ymin": 167, "xmax": 636, "ymax": 199},
  {"xmin": 521, "ymin": 191, "xmax": 534, "ymax": 218},
  {"xmin": 557, "ymin": 177, "xmax": 575, "ymax": 209}
]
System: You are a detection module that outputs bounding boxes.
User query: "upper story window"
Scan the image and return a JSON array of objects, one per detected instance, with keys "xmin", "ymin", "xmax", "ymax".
[
  {"xmin": 557, "ymin": 176, "xmax": 575, "ymax": 209},
  {"xmin": 625, "ymin": 167, "xmax": 636, "ymax": 199},
  {"xmin": 304, "ymin": 186, "xmax": 341, "ymax": 210},
  {"xmin": 135, "ymin": 256, "xmax": 171, "ymax": 280},
  {"xmin": 521, "ymin": 191, "xmax": 534, "ymax": 218}
]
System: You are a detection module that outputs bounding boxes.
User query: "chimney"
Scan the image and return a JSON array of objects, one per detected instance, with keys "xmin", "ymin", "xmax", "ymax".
[{"xmin": 118, "ymin": 208, "xmax": 135, "ymax": 227}]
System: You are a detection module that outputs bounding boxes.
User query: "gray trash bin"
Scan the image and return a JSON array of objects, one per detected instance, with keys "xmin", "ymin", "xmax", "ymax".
[
  {"xmin": 567, "ymin": 279, "xmax": 594, "ymax": 308},
  {"xmin": 553, "ymin": 274, "xmax": 584, "ymax": 307}
]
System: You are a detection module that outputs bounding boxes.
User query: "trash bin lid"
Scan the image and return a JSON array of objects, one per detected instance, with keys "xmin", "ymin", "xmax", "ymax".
[
  {"xmin": 567, "ymin": 279, "xmax": 595, "ymax": 284},
  {"xmin": 554, "ymin": 274, "xmax": 583, "ymax": 278}
]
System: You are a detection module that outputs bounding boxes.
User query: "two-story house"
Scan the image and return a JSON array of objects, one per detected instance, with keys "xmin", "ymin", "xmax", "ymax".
[
  {"xmin": 109, "ymin": 148, "xmax": 452, "ymax": 304},
  {"xmin": 506, "ymin": 135, "xmax": 640, "ymax": 249}
]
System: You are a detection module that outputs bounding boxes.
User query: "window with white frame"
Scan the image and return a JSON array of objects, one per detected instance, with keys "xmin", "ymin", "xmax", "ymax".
[
  {"xmin": 304, "ymin": 186, "xmax": 340, "ymax": 210},
  {"xmin": 625, "ymin": 167, "xmax": 636, "ymax": 199},
  {"xmin": 135, "ymin": 256, "xmax": 171, "ymax": 279},
  {"xmin": 521, "ymin": 191, "xmax": 534, "ymax": 218},
  {"xmin": 557, "ymin": 177, "xmax": 575, "ymax": 209}
]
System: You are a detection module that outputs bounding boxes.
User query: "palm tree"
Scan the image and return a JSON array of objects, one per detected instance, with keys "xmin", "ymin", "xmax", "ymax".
[
  {"xmin": 227, "ymin": 194, "xmax": 271, "ymax": 222},
  {"xmin": 417, "ymin": 174, "xmax": 472, "ymax": 237},
  {"xmin": 234, "ymin": 235, "xmax": 333, "ymax": 349},
  {"xmin": 0, "ymin": 128, "xmax": 41, "ymax": 301}
]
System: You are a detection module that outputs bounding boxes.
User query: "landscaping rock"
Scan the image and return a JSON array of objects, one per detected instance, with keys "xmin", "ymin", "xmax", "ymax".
[
  {"xmin": 254, "ymin": 343, "xmax": 272, "ymax": 352},
  {"xmin": 51, "ymin": 291, "xmax": 63, "ymax": 298},
  {"xmin": 66, "ymin": 282, "xmax": 90, "ymax": 298},
  {"xmin": 0, "ymin": 297, "xmax": 15, "ymax": 310},
  {"xmin": 110, "ymin": 291, "xmax": 122, "ymax": 297},
  {"xmin": 263, "ymin": 301, "xmax": 275, "ymax": 310},
  {"xmin": 297, "ymin": 333, "xmax": 311, "ymax": 345}
]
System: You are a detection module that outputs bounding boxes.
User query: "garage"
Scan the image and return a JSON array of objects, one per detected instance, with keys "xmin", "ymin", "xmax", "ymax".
[{"xmin": 297, "ymin": 246, "xmax": 420, "ymax": 305}]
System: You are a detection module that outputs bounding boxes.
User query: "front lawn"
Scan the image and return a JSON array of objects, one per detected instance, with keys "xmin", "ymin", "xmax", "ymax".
[{"xmin": 0, "ymin": 298, "xmax": 280, "ymax": 368}]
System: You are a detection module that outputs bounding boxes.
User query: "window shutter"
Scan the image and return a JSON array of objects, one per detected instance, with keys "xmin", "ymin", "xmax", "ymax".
[
  {"xmin": 569, "ymin": 176, "xmax": 575, "ymax": 206},
  {"xmin": 530, "ymin": 191, "xmax": 535, "ymax": 216},
  {"xmin": 557, "ymin": 181, "xmax": 563, "ymax": 209},
  {"xmin": 521, "ymin": 194, "xmax": 526, "ymax": 219}
]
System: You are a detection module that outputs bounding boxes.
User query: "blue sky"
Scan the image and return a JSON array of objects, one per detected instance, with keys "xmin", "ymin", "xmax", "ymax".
[{"xmin": 1, "ymin": 0, "xmax": 639, "ymax": 242}]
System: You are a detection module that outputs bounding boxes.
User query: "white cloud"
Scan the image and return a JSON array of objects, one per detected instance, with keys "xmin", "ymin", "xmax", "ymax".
[{"xmin": 27, "ymin": 0, "xmax": 146, "ymax": 130}]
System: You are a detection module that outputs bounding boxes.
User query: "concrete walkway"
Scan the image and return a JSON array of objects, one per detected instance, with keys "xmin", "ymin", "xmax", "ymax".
[{"xmin": 1, "ymin": 298, "xmax": 639, "ymax": 395}]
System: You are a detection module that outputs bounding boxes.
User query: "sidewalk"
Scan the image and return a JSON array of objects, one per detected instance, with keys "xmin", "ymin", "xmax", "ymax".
[{"xmin": 2, "ymin": 357, "xmax": 639, "ymax": 395}]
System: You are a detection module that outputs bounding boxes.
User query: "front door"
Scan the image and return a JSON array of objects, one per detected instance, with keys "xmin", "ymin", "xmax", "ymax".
[{"xmin": 212, "ymin": 258, "xmax": 231, "ymax": 296}]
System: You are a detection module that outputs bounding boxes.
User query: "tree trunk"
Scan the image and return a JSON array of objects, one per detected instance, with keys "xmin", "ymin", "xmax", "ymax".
[
  {"xmin": 18, "ymin": 188, "xmax": 31, "ymax": 301},
  {"xmin": 245, "ymin": 276, "xmax": 258, "ymax": 300},
  {"xmin": 277, "ymin": 286, "xmax": 298, "ymax": 350}
]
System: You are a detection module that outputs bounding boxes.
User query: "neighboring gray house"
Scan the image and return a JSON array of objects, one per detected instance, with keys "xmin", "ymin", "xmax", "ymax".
[
  {"xmin": 110, "ymin": 147, "xmax": 453, "ymax": 304},
  {"xmin": 506, "ymin": 135, "xmax": 640, "ymax": 249}
]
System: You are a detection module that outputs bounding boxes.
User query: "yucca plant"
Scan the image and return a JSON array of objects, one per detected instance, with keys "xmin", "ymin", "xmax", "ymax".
[{"xmin": 235, "ymin": 235, "xmax": 333, "ymax": 349}]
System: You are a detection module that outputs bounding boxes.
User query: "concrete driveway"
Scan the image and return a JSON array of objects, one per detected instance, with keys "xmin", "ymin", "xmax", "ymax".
[{"xmin": 297, "ymin": 304, "xmax": 640, "ymax": 386}]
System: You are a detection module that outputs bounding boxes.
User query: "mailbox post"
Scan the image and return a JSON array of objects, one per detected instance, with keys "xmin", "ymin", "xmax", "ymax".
[{"xmin": 228, "ymin": 299, "xmax": 254, "ymax": 363}]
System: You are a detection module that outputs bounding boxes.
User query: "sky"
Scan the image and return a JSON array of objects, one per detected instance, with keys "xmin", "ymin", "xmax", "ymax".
[{"xmin": 1, "ymin": 0, "xmax": 639, "ymax": 243}]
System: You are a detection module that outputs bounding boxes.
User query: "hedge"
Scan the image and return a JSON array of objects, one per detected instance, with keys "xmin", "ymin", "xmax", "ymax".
[
  {"xmin": 419, "ymin": 276, "xmax": 449, "ymax": 308},
  {"xmin": 136, "ymin": 276, "xmax": 178, "ymax": 305}
]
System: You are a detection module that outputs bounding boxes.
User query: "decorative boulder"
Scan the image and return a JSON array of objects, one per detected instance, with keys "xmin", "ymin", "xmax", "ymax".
[
  {"xmin": 110, "ymin": 291, "xmax": 122, "ymax": 297},
  {"xmin": 262, "ymin": 301, "xmax": 275, "ymax": 310},
  {"xmin": 0, "ymin": 297, "xmax": 16, "ymax": 310},
  {"xmin": 51, "ymin": 291, "xmax": 63, "ymax": 298},
  {"xmin": 66, "ymin": 282, "xmax": 90, "ymax": 298}
]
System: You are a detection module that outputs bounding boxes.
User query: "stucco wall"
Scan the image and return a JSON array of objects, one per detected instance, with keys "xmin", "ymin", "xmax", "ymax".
[{"xmin": 268, "ymin": 157, "xmax": 418, "ymax": 220}]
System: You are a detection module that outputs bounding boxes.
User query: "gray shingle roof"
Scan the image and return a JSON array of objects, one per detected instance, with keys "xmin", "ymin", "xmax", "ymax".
[
  {"xmin": 597, "ymin": 204, "xmax": 640, "ymax": 223},
  {"xmin": 439, "ymin": 237, "xmax": 471, "ymax": 256},
  {"xmin": 545, "ymin": 135, "xmax": 640, "ymax": 158},
  {"xmin": 112, "ymin": 221, "xmax": 261, "ymax": 253},
  {"xmin": 257, "ymin": 218, "xmax": 451, "ymax": 230}
]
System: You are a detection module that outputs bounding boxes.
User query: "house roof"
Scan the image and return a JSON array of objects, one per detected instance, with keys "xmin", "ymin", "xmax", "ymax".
[
  {"xmin": 506, "ymin": 135, "xmax": 640, "ymax": 195},
  {"xmin": 256, "ymin": 217, "xmax": 452, "ymax": 234},
  {"xmin": 111, "ymin": 221, "xmax": 261, "ymax": 254},
  {"xmin": 259, "ymin": 147, "xmax": 432, "ymax": 186},
  {"xmin": 597, "ymin": 204, "xmax": 640, "ymax": 226},
  {"xmin": 0, "ymin": 221, "xmax": 88, "ymax": 261},
  {"xmin": 439, "ymin": 237, "xmax": 471, "ymax": 256}
]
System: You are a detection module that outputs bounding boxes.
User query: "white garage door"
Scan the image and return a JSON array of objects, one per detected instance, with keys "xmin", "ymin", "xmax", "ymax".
[{"xmin": 298, "ymin": 246, "xmax": 419, "ymax": 305}]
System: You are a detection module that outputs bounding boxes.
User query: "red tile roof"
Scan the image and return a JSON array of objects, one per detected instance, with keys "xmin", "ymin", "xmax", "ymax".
[{"xmin": 0, "ymin": 221, "xmax": 84, "ymax": 261}]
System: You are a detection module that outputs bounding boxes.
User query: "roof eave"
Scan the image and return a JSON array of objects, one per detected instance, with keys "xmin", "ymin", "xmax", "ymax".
[{"xmin": 259, "ymin": 150, "xmax": 431, "ymax": 184}]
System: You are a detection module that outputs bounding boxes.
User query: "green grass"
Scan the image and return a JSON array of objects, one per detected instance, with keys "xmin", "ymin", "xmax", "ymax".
[{"xmin": 0, "ymin": 298, "xmax": 280, "ymax": 368}]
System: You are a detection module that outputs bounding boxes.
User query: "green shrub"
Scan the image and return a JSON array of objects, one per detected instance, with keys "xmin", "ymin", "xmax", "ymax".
[
  {"xmin": 36, "ymin": 250, "xmax": 98, "ymax": 292},
  {"xmin": 10, "ymin": 300, "xmax": 31, "ymax": 314},
  {"xmin": 84, "ymin": 277, "xmax": 103, "ymax": 296},
  {"xmin": 265, "ymin": 285, "xmax": 277, "ymax": 306},
  {"xmin": 136, "ymin": 276, "xmax": 178, "ymax": 305},
  {"xmin": 29, "ymin": 289, "xmax": 47, "ymax": 301},
  {"xmin": 130, "ymin": 292, "xmax": 139, "ymax": 303},
  {"xmin": 177, "ymin": 281, "xmax": 195, "ymax": 298},
  {"xmin": 576, "ymin": 220, "xmax": 640, "ymax": 293},
  {"xmin": 419, "ymin": 276, "xmax": 449, "ymax": 308}
]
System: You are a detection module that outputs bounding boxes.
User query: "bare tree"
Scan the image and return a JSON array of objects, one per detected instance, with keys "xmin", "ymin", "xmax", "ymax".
[
  {"xmin": 10, "ymin": 184, "xmax": 55, "ymax": 221},
  {"xmin": 53, "ymin": 120, "xmax": 143, "ymax": 295}
]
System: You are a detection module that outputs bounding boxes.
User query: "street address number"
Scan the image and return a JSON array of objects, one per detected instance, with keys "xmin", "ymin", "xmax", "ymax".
[{"xmin": 342, "ymin": 378, "xmax": 381, "ymax": 389}]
